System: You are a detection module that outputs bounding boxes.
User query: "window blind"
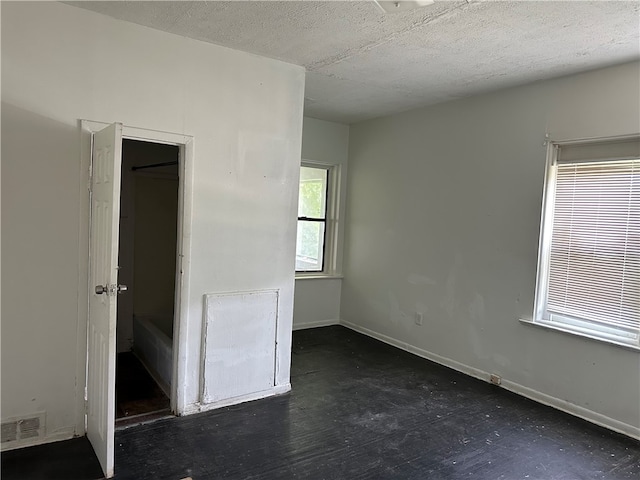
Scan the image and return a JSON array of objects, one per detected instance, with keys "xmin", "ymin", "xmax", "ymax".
[{"xmin": 547, "ymin": 156, "xmax": 640, "ymax": 333}]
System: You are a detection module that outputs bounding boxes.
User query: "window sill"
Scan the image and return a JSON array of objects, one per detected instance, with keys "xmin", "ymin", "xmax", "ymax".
[
  {"xmin": 519, "ymin": 318, "xmax": 640, "ymax": 352},
  {"xmin": 295, "ymin": 274, "xmax": 344, "ymax": 281}
]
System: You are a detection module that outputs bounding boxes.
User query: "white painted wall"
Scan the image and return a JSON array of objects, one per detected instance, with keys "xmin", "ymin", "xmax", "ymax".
[
  {"xmin": 342, "ymin": 62, "xmax": 640, "ymax": 438},
  {"xmin": 1, "ymin": 1, "xmax": 304, "ymax": 447},
  {"xmin": 294, "ymin": 277, "xmax": 343, "ymax": 330},
  {"xmin": 293, "ymin": 117, "xmax": 349, "ymax": 329}
]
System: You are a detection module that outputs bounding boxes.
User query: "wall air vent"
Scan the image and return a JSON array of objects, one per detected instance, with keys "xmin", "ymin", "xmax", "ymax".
[
  {"xmin": 19, "ymin": 417, "xmax": 42, "ymax": 439},
  {"xmin": 1, "ymin": 412, "xmax": 45, "ymax": 450},
  {"xmin": 1, "ymin": 422, "xmax": 17, "ymax": 443}
]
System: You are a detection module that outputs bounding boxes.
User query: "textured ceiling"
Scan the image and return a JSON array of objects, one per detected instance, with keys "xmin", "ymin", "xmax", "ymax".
[{"xmin": 66, "ymin": 1, "xmax": 640, "ymax": 124}]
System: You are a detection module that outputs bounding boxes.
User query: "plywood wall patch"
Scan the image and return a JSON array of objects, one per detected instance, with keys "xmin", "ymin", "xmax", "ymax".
[{"xmin": 201, "ymin": 290, "xmax": 278, "ymax": 404}]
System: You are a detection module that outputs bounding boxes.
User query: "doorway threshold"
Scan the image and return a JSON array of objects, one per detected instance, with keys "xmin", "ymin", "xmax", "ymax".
[{"xmin": 115, "ymin": 408, "xmax": 172, "ymax": 430}]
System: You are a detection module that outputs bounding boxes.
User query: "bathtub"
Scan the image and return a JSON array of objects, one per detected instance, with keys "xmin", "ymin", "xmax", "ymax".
[{"xmin": 133, "ymin": 315, "xmax": 173, "ymax": 396}]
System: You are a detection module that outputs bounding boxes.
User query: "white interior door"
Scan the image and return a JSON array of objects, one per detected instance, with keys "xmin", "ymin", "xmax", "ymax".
[{"xmin": 87, "ymin": 123, "xmax": 123, "ymax": 478}]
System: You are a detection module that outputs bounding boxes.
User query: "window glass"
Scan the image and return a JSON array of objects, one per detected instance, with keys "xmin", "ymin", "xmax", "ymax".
[
  {"xmin": 295, "ymin": 221, "xmax": 326, "ymax": 272},
  {"xmin": 298, "ymin": 167, "xmax": 327, "ymax": 219},
  {"xmin": 296, "ymin": 166, "xmax": 329, "ymax": 273}
]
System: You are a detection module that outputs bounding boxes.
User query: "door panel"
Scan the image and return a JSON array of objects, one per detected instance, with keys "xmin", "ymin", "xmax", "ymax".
[{"xmin": 87, "ymin": 123, "xmax": 122, "ymax": 478}]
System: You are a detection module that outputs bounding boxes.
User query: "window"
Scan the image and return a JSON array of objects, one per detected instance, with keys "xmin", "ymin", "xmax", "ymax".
[
  {"xmin": 534, "ymin": 136, "xmax": 640, "ymax": 348},
  {"xmin": 296, "ymin": 165, "xmax": 329, "ymax": 272}
]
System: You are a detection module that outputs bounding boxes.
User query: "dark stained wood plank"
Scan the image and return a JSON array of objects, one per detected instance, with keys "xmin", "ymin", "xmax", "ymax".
[{"xmin": 3, "ymin": 326, "xmax": 639, "ymax": 480}]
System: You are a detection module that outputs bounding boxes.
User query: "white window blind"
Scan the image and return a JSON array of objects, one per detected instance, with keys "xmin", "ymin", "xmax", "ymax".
[{"xmin": 536, "ymin": 136, "xmax": 640, "ymax": 347}]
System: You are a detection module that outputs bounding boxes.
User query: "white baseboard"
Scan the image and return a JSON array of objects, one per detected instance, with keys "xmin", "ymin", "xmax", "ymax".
[
  {"xmin": 292, "ymin": 319, "xmax": 339, "ymax": 331},
  {"xmin": 183, "ymin": 383, "xmax": 292, "ymax": 416},
  {"xmin": 499, "ymin": 378, "xmax": 640, "ymax": 440},
  {"xmin": 340, "ymin": 320, "xmax": 640, "ymax": 441},
  {"xmin": 0, "ymin": 428, "xmax": 76, "ymax": 452}
]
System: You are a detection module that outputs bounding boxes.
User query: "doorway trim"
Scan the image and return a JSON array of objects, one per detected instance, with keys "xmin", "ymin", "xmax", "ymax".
[{"xmin": 79, "ymin": 120, "xmax": 194, "ymax": 425}]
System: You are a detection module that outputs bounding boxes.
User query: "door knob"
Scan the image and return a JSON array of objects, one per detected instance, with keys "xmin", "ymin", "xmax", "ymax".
[
  {"xmin": 95, "ymin": 285, "xmax": 107, "ymax": 295},
  {"xmin": 117, "ymin": 285, "xmax": 128, "ymax": 294}
]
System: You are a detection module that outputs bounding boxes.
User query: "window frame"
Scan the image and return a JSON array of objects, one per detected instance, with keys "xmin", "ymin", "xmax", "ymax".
[
  {"xmin": 532, "ymin": 134, "xmax": 640, "ymax": 349},
  {"xmin": 295, "ymin": 161, "xmax": 340, "ymax": 276}
]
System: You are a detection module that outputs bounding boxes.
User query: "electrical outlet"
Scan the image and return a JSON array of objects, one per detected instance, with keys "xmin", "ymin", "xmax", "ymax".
[
  {"xmin": 415, "ymin": 312, "xmax": 423, "ymax": 326},
  {"xmin": 490, "ymin": 374, "xmax": 501, "ymax": 386}
]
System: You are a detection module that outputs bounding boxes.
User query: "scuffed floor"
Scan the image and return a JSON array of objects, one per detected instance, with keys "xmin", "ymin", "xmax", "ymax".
[
  {"xmin": 3, "ymin": 326, "xmax": 639, "ymax": 479},
  {"xmin": 113, "ymin": 326, "xmax": 639, "ymax": 479}
]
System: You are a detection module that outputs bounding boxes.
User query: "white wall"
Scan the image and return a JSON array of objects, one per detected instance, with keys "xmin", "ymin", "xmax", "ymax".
[
  {"xmin": 342, "ymin": 62, "xmax": 640, "ymax": 438},
  {"xmin": 1, "ymin": 1, "xmax": 304, "ymax": 447},
  {"xmin": 293, "ymin": 117, "xmax": 349, "ymax": 329}
]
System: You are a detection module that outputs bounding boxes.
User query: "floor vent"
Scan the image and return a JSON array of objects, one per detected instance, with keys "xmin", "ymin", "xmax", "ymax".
[{"xmin": 1, "ymin": 412, "xmax": 45, "ymax": 448}]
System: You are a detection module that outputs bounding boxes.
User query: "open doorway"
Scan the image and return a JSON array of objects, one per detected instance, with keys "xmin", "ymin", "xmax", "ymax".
[
  {"xmin": 115, "ymin": 139, "xmax": 180, "ymax": 427},
  {"xmin": 84, "ymin": 121, "xmax": 193, "ymax": 477}
]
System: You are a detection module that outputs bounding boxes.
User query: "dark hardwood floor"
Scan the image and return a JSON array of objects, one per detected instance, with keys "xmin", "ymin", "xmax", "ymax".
[
  {"xmin": 3, "ymin": 325, "xmax": 639, "ymax": 479},
  {"xmin": 0, "ymin": 436, "xmax": 103, "ymax": 480}
]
